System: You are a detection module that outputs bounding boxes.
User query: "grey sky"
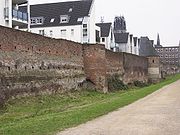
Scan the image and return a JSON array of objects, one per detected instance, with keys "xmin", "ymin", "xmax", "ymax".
[{"xmin": 30, "ymin": 0, "xmax": 180, "ymax": 46}]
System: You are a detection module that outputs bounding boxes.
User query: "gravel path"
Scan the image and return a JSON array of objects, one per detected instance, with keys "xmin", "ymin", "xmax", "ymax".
[{"xmin": 58, "ymin": 80, "xmax": 180, "ymax": 135}]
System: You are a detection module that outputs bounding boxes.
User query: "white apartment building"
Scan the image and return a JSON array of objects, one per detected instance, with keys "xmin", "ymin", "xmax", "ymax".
[
  {"xmin": 0, "ymin": 0, "xmax": 30, "ymax": 29},
  {"xmin": 96, "ymin": 23, "xmax": 115, "ymax": 50},
  {"xmin": 20, "ymin": 0, "xmax": 98, "ymax": 44},
  {"xmin": 114, "ymin": 33, "xmax": 139, "ymax": 55}
]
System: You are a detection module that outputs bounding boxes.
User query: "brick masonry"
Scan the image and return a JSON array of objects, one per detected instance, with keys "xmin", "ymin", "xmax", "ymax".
[{"xmin": 0, "ymin": 26, "xmax": 161, "ymax": 96}]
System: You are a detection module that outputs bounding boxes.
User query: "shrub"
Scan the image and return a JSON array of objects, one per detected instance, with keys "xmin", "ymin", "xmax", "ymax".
[
  {"xmin": 108, "ymin": 74, "xmax": 128, "ymax": 91},
  {"xmin": 134, "ymin": 81, "xmax": 149, "ymax": 88}
]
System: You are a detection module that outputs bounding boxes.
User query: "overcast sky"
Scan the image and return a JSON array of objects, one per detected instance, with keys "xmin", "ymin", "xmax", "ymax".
[{"xmin": 30, "ymin": 0, "xmax": 180, "ymax": 46}]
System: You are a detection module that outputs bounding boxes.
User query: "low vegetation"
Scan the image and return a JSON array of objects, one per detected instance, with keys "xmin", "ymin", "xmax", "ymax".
[{"xmin": 0, "ymin": 74, "xmax": 180, "ymax": 135}]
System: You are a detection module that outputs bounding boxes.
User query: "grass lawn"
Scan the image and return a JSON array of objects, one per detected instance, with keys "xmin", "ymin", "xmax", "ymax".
[{"xmin": 0, "ymin": 74, "xmax": 180, "ymax": 135}]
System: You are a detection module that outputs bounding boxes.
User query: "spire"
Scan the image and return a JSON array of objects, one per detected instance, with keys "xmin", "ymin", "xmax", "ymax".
[{"xmin": 157, "ymin": 33, "xmax": 160, "ymax": 46}]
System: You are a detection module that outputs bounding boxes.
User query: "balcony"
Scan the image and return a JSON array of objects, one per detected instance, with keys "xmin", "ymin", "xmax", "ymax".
[
  {"xmin": 4, "ymin": 8, "xmax": 28, "ymax": 26},
  {"xmin": 12, "ymin": 0, "xmax": 28, "ymax": 5},
  {"xmin": 12, "ymin": 9, "xmax": 27, "ymax": 21}
]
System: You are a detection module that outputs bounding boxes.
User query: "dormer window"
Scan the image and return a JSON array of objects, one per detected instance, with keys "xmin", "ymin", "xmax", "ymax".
[
  {"xmin": 60, "ymin": 15, "xmax": 69, "ymax": 23},
  {"xmin": 69, "ymin": 8, "xmax": 73, "ymax": 12},
  {"xmin": 31, "ymin": 17, "xmax": 44, "ymax": 25},
  {"xmin": 50, "ymin": 18, "xmax": 55, "ymax": 23},
  {"xmin": 77, "ymin": 17, "xmax": 83, "ymax": 22}
]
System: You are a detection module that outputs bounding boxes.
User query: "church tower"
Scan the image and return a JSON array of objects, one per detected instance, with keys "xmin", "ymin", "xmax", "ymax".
[
  {"xmin": 113, "ymin": 16, "xmax": 127, "ymax": 33},
  {"xmin": 157, "ymin": 33, "xmax": 161, "ymax": 46}
]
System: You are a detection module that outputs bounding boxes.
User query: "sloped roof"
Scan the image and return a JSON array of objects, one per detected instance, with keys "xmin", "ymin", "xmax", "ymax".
[
  {"xmin": 96, "ymin": 23, "xmax": 111, "ymax": 37},
  {"xmin": 139, "ymin": 37, "xmax": 158, "ymax": 57},
  {"xmin": 20, "ymin": 0, "xmax": 93, "ymax": 28},
  {"xmin": 114, "ymin": 33, "xmax": 129, "ymax": 43}
]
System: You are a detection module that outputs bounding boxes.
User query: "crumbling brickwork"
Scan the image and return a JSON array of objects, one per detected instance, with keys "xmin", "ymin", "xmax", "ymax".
[
  {"xmin": 83, "ymin": 44, "xmax": 149, "ymax": 92},
  {"xmin": 0, "ymin": 26, "xmax": 161, "ymax": 97},
  {"xmin": 83, "ymin": 44, "xmax": 107, "ymax": 92},
  {"xmin": 0, "ymin": 26, "xmax": 86, "ymax": 99}
]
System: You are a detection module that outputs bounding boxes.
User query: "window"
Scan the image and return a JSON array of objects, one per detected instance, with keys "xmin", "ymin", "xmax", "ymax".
[
  {"xmin": 36, "ymin": 18, "xmax": 43, "ymax": 24},
  {"xmin": 77, "ymin": 17, "xmax": 83, "ymax": 22},
  {"xmin": 50, "ymin": 30, "xmax": 53, "ymax": 37},
  {"xmin": 61, "ymin": 29, "xmax": 66, "ymax": 37},
  {"xmin": 31, "ymin": 18, "xmax": 36, "ymax": 24},
  {"xmin": 31, "ymin": 17, "xmax": 44, "ymax": 25},
  {"xmin": 60, "ymin": 15, "xmax": 69, "ymax": 23},
  {"xmin": 39, "ymin": 30, "xmax": 45, "ymax": 36},
  {"xmin": 83, "ymin": 24, "xmax": 87, "ymax": 28},
  {"xmin": 83, "ymin": 29, "xmax": 87, "ymax": 37},
  {"xmin": 102, "ymin": 38, "xmax": 105, "ymax": 42},
  {"xmin": 50, "ymin": 18, "xmax": 55, "ymax": 23},
  {"xmin": 68, "ymin": 8, "xmax": 73, "ymax": 12},
  {"xmin": 83, "ymin": 24, "xmax": 88, "ymax": 37},
  {"xmin": 71, "ymin": 29, "xmax": 74, "ymax": 36}
]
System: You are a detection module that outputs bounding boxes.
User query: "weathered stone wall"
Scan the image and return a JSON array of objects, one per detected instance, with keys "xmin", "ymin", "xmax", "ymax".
[
  {"xmin": 0, "ymin": 26, "xmax": 162, "ymax": 97},
  {"xmin": 106, "ymin": 50, "xmax": 124, "ymax": 77},
  {"xmin": 83, "ymin": 44, "xmax": 107, "ymax": 92},
  {"xmin": 123, "ymin": 53, "xmax": 148, "ymax": 84},
  {"xmin": 147, "ymin": 56, "xmax": 161, "ymax": 83},
  {"xmin": 161, "ymin": 63, "xmax": 180, "ymax": 77},
  {"xmin": 0, "ymin": 26, "xmax": 86, "ymax": 100},
  {"xmin": 83, "ymin": 44, "xmax": 149, "ymax": 92}
]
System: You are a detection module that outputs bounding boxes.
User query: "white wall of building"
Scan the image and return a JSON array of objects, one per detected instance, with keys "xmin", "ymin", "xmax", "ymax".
[
  {"xmin": 0, "ymin": 0, "xmax": 6, "ymax": 26},
  {"xmin": 29, "ymin": 25, "xmax": 82, "ymax": 42},
  {"xmin": 0, "ymin": 0, "xmax": 12, "ymax": 27},
  {"xmin": 88, "ymin": 0, "xmax": 96, "ymax": 44}
]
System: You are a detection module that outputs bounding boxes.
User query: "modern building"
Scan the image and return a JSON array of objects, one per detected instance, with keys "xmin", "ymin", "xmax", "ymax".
[
  {"xmin": 96, "ymin": 22, "xmax": 115, "ymax": 50},
  {"xmin": 155, "ymin": 46, "xmax": 180, "ymax": 66},
  {"xmin": 113, "ymin": 16, "xmax": 139, "ymax": 55},
  {"xmin": 154, "ymin": 34, "xmax": 180, "ymax": 66},
  {"xmin": 0, "ymin": 0, "xmax": 30, "ymax": 29},
  {"xmin": 20, "ymin": 0, "xmax": 98, "ymax": 44}
]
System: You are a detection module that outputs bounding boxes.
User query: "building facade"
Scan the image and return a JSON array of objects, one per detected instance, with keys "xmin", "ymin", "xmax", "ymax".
[
  {"xmin": 0, "ymin": 0, "xmax": 30, "ymax": 29},
  {"xmin": 155, "ymin": 46, "xmax": 180, "ymax": 66},
  {"xmin": 113, "ymin": 16, "xmax": 139, "ymax": 55},
  {"xmin": 96, "ymin": 22, "xmax": 115, "ymax": 50},
  {"xmin": 20, "ymin": 0, "xmax": 97, "ymax": 44},
  {"xmin": 154, "ymin": 34, "xmax": 180, "ymax": 66}
]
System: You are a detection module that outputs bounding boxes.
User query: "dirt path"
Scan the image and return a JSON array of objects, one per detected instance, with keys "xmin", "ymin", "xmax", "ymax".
[{"xmin": 58, "ymin": 80, "xmax": 180, "ymax": 135}]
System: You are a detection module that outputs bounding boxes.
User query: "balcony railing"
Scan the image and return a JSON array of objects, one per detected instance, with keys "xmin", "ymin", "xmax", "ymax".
[
  {"xmin": 4, "ymin": 8, "xmax": 28, "ymax": 22},
  {"xmin": 12, "ymin": 9, "xmax": 28, "ymax": 21}
]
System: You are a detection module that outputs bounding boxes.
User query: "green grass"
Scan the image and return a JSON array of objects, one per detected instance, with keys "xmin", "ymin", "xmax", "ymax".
[{"xmin": 0, "ymin": 74, "xmax": 180, "ymax": 135}]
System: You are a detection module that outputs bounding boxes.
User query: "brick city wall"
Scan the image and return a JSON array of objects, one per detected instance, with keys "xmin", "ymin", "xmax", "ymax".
[
  {"xmin": 123, "ymin": 53, "xmax": 148, "ymax": 84},
  {"xmin": 0, "ymin": 26, "xmax": 86, "ymax": 99},
  {"xmin": 83, "ymin": 45, "xmax": 149, "ymax": 92},
  {"xmin": 83, "ymin": 44, "xmax": 107, "ymax": 92},
  {"xmin": 0, "ymin": 26, "xmax": 160, "ymax": 97}
]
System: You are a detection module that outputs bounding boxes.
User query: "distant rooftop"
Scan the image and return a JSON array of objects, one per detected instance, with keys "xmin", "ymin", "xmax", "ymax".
[{"xmin": 96, "ymin": 23, "xmax": 112, "ymax": 37}]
